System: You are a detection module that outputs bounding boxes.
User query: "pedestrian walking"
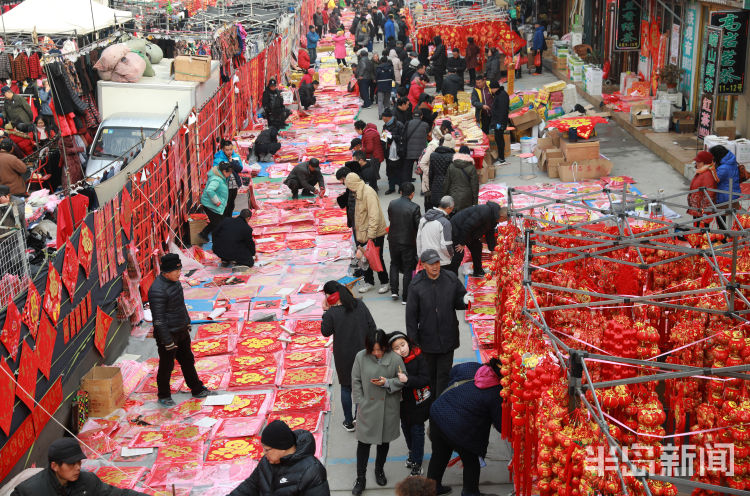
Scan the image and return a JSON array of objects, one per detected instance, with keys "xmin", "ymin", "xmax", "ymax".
[
  {"xmin": 429, "ymin": 36, "xmax": 447, "ymax": 93},
  {"xmin": 442, "ymin": 145, "xmax": 479, "ymax": 212},
  {"xmin": 416, "ymin": 196, "xmax": 454, "ymax": 267},
  {"xmin": 382, "ymin": 109, "xmax": 405, "ymax": 193},
  {"xmin": 488, "ymin": 82, "xmax": 510, "ymax": 165},
  {"xmin": 198, "ymin": 162, "xmax": 233, "ymax": 242},
  {"xmin": 387, "ymin": 182, "xmax": 421, "ymax": 303}
]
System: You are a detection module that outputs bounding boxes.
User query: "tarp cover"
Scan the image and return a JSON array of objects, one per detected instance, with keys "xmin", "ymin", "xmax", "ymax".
[{"xmin": 0, "ymin": 0, "xmax": 132, "ymax": 35}]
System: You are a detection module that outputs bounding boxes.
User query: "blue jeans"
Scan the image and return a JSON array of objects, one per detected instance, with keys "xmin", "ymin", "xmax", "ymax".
[
  {"xmin": 401, "ymin": 419, "xmax": 426, "ymax": 465},
  {"xmin": 341, "ymin": 385, "xmax": 355, "ymax": 424},
  {"xmin": 308, "ymin": 47, "xmax": 317, "ymax": 66}
]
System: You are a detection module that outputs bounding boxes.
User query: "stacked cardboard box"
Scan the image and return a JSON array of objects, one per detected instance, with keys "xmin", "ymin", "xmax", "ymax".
[{"xmin": 556, "ymin": 138, "xmax": 613, "ymax": 181}]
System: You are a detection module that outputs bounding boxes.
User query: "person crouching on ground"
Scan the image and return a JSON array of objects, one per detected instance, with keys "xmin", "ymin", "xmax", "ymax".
[
  {"xmin": 198, "ymin": 161, "xmax": 233, "ymax": 243},
  {"xmin": 211, "ymin": 209, "xmax": 256, "ymax": 268},
  {"xmin": 284, "ymin": 158, "xmax": 326, "ymax": 199}
]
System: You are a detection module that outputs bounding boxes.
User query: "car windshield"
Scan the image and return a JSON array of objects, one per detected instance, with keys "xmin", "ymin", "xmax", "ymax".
[{"xmin": 91, "ymin": 127, "xmax": 157, "ymax": 159}]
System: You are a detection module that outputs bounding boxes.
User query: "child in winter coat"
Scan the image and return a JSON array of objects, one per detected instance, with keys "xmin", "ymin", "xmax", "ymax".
[{"xmin": 388, "ymin": 331, "xmax": 431, "ymax": 476}]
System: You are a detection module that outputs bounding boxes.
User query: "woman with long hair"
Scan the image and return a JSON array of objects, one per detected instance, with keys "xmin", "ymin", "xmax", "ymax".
[
  {"xmin": 351, "ymin": 329, "xmax": 405, "ymax": 495},
  {"xmin": 321, "ymin": 281, "xmax": 377, "ymax": 432}
]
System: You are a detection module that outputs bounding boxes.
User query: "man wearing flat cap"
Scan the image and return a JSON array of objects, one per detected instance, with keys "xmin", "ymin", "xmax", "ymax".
[
  {"xmin": 230, "ymin": 420, "xmax": 330, "ymax": 496},
  {"xmin": 10, "ymin": 438, "xmax": 147, "ymax": 495},
  {"xmin": 405, "ymin": 248, "xmax": 470, "ymax": 397},
  {"xmin": 147, "ymin": 253, "xmax": 211, "ymax": 407}
]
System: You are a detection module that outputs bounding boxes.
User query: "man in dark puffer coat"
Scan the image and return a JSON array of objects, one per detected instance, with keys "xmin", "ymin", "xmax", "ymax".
[
  {"xmin": 448, "ymin": 201, "xmax": 506, "ymax": 276},
  {"xmin": 212, "ymin": 209, "xmax": 256, "ymax": 267},
  {"xmin": 147, "ymin": 253, "xmax": 209, "ymax": 407},
  {"xmin": 427, "ymin": 144, "xmax": 455, "ymax": 209},
  {"xmin": 230, "ymin": 420, "xmax": 330, "ymax": 496}
]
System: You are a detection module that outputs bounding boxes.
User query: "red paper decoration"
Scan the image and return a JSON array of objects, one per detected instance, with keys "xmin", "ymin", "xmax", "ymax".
[
  {"xmin": 21, "ymin": 283, "xmax": 41, "ymax": 340},
  {"xmin": 121, "ymin": 187, "xmax": 133, "ymax": 239},
  {"xmin": 267, "ymin": 410, "xmax": 322, "ymax": 432},
  {"xmin": 206, "ymin": 436, "xmax": 263, "ymax": 462},
  {"xmin": 31, "ymin": 377, "xmax": 62, "ymax": 434},
  {"xmin": 61, "ymin": 238, "xmax": 80, "ymax": 297},
  {"xmin": 94, "ymin": 307, "xmax": 114, "ymax": 357},
  {"xmin": 0, "ymin": 359, "xmax": 16, "ymax": 435},
  {"xmin": 34, "ymin": 314, "xmax": 57, "ymax": 379},
  {"xmin": 16, "ymin": 341, "xmax": 37, "ymax": 410},
  {"xmin": 0, "ymin": 413, "xmax": 35, "ymax": 481},
  {"xmin": 272, "ymin": 388, "xmax": 329, "ymax": 412},
  {"xmin": 78, "ymin": 223, "xmax": 94, "ymax": 276},
  {"xmin": 42, "ymin": 264, "xmax": 62, "ymax": 326},
  {"xmin": 1, "ymin": 301, "xmax": 22, "ymax": 361}
]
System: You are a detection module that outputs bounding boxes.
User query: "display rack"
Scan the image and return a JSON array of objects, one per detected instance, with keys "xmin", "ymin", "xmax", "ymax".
[{"xmin": 507, "ymin": 184, "xmax": 750, "ymax": 496}]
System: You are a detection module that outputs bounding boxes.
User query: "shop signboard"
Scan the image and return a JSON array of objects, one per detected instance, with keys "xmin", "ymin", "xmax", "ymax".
[
  {"xmin": 669, "ymin": 24, "xmax": 680, "ymax": 65},
  {"xmin": 680, "ymin": 4, "xmax": 700, "ymax": 109},
  {"xmin": 710, "ymin": 10, "xmax": 749, "ymax": 94},
  {"xmin": 701, "ymin": 25, "xmax": 722, "ymax": 95},
  {"xmin": 697, "ymin": 94, "xmax": 715, "ymax": 138},
  {"xmin": 615, "ymin": 0, "xmax": 642, "ymax": 50},
  {"xmin": 699, "ymin": 0, "xmax": 749, "ymax": 8}
]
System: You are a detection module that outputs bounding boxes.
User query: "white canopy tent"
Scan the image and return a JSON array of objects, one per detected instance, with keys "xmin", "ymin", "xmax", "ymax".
[{"xmin": 0, "ymin": 0, "xmax": 133, "ymax": 35}]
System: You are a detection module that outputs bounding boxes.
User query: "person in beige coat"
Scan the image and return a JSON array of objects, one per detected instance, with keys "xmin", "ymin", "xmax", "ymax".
[
  {"xmin": 351, "ymin": 329, "xmax": 405, "ymax": 495},
  {"xmin": 345, "ymin": 172, "xmax": 389, "ymax": 294}
]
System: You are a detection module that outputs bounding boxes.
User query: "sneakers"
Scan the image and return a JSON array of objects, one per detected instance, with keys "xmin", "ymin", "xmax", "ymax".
[
  {"xmin": 391, "ymin": 293, "xmax": 399, "ymax": 300},
  {"xmin": 343, "ymin": 421, "xmax": 355, "ymax": 432},
  {"xmin": 192, "ymin": 388, "xmax": 215, "ymax": 398},
  {"xmin": 493, "ymin": 160, "xmax": 508, "ymax": 166},
  {"xmin": 374, "ymin": 468, "xmax": 387, "ymax": 486},
  {"xmin": 358, "ymin": 283, "xmax": 373, "ymax": 293},
  {"xmin": 472, "ymin": 269, "xmax": 486, "ymax": 278},
  {"xmin": 352, "ymin": 478, "xmax": 366, "ymax": 495},
  {"xmin": 158, "ymin": 398, "xmax": 176, "ymax": 408},
  {"xmin": 402, "ymin": 301, "xmax": 407, "ymax": 305},
  {"xmin": 410, "ymin": 465, "xmax": 423, "ymax": 476},
  {"xmin": 436, "ymin": 485, "xmax": 453, "ymax": 495},
  {"xmin": 378, "ymin": 285, "xmax": 389, "ymax": 294},
  {"xmin": 405, "ymin": 458, "xmax": 416, "ymax": 469}
]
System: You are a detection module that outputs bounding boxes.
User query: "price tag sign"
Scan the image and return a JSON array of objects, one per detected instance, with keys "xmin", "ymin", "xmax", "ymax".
[
  {"xmin": 710, "ymin": 10, "xmax": 749, "ymax": 95},
  {"xmin": 701, "ymin": 26, "xmax": 722, "ymax": 96}
]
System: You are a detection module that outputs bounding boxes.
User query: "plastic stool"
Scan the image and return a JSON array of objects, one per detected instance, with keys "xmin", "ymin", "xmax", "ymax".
[{"xmin": 519, "ymin": 152, "xmax": 536, "ymax": 180}]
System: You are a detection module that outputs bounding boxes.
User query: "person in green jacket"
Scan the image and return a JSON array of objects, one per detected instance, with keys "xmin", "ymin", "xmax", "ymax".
[{"xmin": 198, "ymin": 162, "xmax": 232, "ymax": 242}]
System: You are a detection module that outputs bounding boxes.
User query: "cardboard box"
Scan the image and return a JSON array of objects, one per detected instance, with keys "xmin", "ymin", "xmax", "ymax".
[
  {"xmin": 189, "ymin": 216, "xmax": 208, "ymax": 246},
  {"xmin": 173, "ymin": 55, "xmax": 212, "ymax": 82},
  {"xmin": 560, "ymin": 139, "xmax": 600, "ymax": 161},
  {"xmin": 672, "ymin": 111, "xmax": 695, "ymax": 134},
  {"xmin": 714, "ymin": 120, "xmax": 736, "ymax": 139},
  {"xmin": 81, "ymin": 366, "xmax": 124, "ymax": 417},
  {"xmin": 630, "ymin": 104, "xmax": 652, "ymax": 127},
  {"xmin": 556, "ymin": 57, "xmax": 567, "ymax": 70},
  {"xmin": 510, "ymin": 110, "xmax": 542, "ymax": 131},
  {"xmin": 337, "ymin": 67, "xmax": 353, "ymax": 85},
  {"xmin": 558, "ymin": 157, "xmax": 613, "ymax": 182}
]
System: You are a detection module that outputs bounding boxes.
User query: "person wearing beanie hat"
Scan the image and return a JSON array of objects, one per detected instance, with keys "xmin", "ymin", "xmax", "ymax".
[
  {"xmin": 147, "ymin": 253, "xmax": 211, "ymax": 408},
  {"xmin": 426, "ymin": 361, "xmax": 503, "ymax": 496},
  {"xmin": 387, "ymin": 331, "xmax": 431, "ymax": 476},
  {"xmin": 381, "ymin": 106, "xmax": 405, "ymax": 194},
  {"xmin": 687, "ymin": 150, "xmax": 718, "ymax": 225},
  {"xmin": 442, "ymin": 144, "xmax": 479, "ymax": 213},
  {"xmin": 284, "ymin": 159, "xmax": 326, "ymax": 199},
  {"xmin": 11, "ymin": 438, "xmax": 149, "ymax": 495},
  {"xmin": 230, "ymin": 420, "xmax": 330, "ymax": 496},
  {"xmin": 262, "ymin": 78, "xmax": 290, "ymax": 130}
]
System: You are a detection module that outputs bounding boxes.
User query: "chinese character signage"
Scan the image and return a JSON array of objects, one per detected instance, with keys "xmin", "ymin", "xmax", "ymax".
[
  {"xmin": 710, "ymin": 10, "xmax": 749, "ymax": 94},
  {"xmin": 697, "ymin": 94, "xmax": 715, "ymax": 138},
  {"xmin": 680, "ymin": 4, "xmax": 700, "ymax": 109},
  {"xmin": 615, "ymin": 0, "xmax": 642, "ymax": 50},
  {"xmin": 701, "ymin": 25, "xmax": 722, "ymax": 95}
]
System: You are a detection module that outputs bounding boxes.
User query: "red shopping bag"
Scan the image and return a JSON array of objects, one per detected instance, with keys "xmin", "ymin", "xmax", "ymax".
[
  {"xmin": 534, "ymin": 52, "xmax": 542, "ymax": 67},
  {"xmin": 364, "ymin": 240, "xmax": 384, "ymax": 272}
]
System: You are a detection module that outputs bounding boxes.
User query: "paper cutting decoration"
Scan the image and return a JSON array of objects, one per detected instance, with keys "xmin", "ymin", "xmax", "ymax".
[
  {"xmin": 284, "ymin": 349, "xmax": 328, "ymax": 368},
  {"xmin": 272, "ymin": 388, "xmax": 329, "ymax": 412},
  {"xmin": 214, "ymin": 417, "xmax": 265, "ymax": 438},
  {"xmin": 236, "ymin": 335, "xmax": 282, "ymax": 355},
  {"xmin": 206, "ymin": 437, "xmax": 264, "ymax": 462},
  {"xmin": 230, "ymin": 354, "xmax": 277, "ymax": 371},
  {"xmin": 281, "ymin": 367, "xmax": 330, "ymax": 387},
  {"xmin": 42, "ymin": 264, "xmax": 62, "ymax": 325},
  {"xmin": 288, "ymin": 334, "xmax": 329, "ymax": 350},
  {"xmin": 78, "ymin": 223, "xmax": 94, "ymax": 276},
  {"xmin": 95, "ymin": 466, "xmax": 147, "ymax": 490},
  {"xmin": 121, "ymin": 186, "xmax": 133, "ymax": 239},
  {"xmin": 241, "ymin": 321, "xmax": 284, "ymax": 336},
  {"xmin": 0, "ymin": 359, "xmax": 16, "ymax": 435},
  {"xmin": 21, "ymin": 283, "xmax": 41, "ymax": 339},
  {"xmin": 0, "ymin": 414, "xmax": 36, "ymax": 481},
  {"xmin": 61, "ymin": 238, "xmax": 80, "ymax": 297},
  {"xmin": 35, "ymin": 314, "xmax": 57, "ymax": 379},
  {"xmin": 211, "ymin": 394, "xmax": 268, "ymax": 418},
  {"xmin": 32, "ymin": 377, "xmax": 62, "ymax": 434},
  {"xmin": 190, "ymin": 336, "xmax": 230, "ymax": 358},
  {"xmin": 129, "ymin": 429, "xmax": 173, "ymax": 448},
  {"xmin": 267, "ymin": 411, "xmax": 322, "ymax": 432},
  {"xmin": 168, "ymin": 398, "xmax": 207, "ymax": 417},
  {"xmin": 145, "ymin": 461, "xmax": 201, "ymax": 487},
  {"xmin": 94, "ymin": 307, "xmax": 114, "ymax": 356},
  {"xmin": 228, "ymin": 366, "xmax": 277, "ymax": 389},
  {"xmin": 292, "ymin": 320, "xmax": 322, "ymax": 335},
  {"xmin": 1, "ymin": 301, "xmax": 21, "ymax": 361},
  {"xmin": 16, "ymin": 341, "xmax": 37, "ymax": 410},
  {"xmin": 287, "ymin": 239, "xmax": 316, "ymax": 250},
  {"xmin": 195, "ymin": 322, "xmax": 236, "ymax": 339},
  {"xmin": 154, "ymin": 441, "xmax": 205, "ymax": 465}
]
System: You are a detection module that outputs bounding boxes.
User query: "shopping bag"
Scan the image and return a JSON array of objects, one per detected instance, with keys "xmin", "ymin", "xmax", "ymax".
[
  {"xmin": 364, "ymin": 240, "xmax": 384, "ymax": 272},
  {"xmin": 534, "ymin": 52, "xmax": 541, "ymax": 67}
]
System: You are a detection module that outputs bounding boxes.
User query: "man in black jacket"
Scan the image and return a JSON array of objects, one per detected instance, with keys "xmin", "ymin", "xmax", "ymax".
[
  {"xmin": 299, "ymin": 80, "xmax": 319, "ymax": 110},
  {"xmin": 284, "ymin": 159, "xmax": 326, "ymax": 199},
  {"xmin": 448, "ymin": 202, "xmax": 507, "ymax": 276},
  {"xmin": 445, "ymin": 49, "xmax": 466, "ymax": 87},
  {"xmin": 387, "ymin": 182, "xmax": 421, "ymax": 304},
  {"xmin": 230, "ymin": 420, "xmax": 330, "ymax": 496},
  {"xmin": 262, "ymin": 79, "xmax": 290, "ymax": 130},
  {"xmin": 429, "ymin": 36, "xmax": 447, "ymax": 92},
  {"xmin": 212, "ymin": 209, "xmax": 256, "ymax": 267},
  {"xmin": 441, "ymin": 68, "xmax": 463, "ymax": 100},
  {"xmin": 147, "ymin": 254, "xmax": 210, "ymax": 407},
  {"xmin": 11, "ymin": 439, "xmax": 148, "ymax": 496},
  {"xmin": 406, "ymin": 249, "xmax": 469, "ymax": 397},
  {"xmin": 254, "ymin": 127, "xmax": 281, "ymax": 162},
  {"xmin": 489, "ymin": 81, "xmax": 510, "ymax": 165},
  {"xmin": 382, "ymin": 108, "xmax": 404, "ymax": 194}
]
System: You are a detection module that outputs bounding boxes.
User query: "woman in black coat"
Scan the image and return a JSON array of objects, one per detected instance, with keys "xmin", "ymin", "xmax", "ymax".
[
  {"xmin": 321, "ymin": 281, "xmax": 377, "ymax": 431},
  {"xmin": 427, "ymin": 142, "xmax": 455, "ymax": 209},
  {"xmin": 388, "ymin": 331, "xmax": 431, "ymax": 476}
]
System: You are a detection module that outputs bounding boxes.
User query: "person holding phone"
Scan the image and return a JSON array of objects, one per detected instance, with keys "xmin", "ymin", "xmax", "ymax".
[{"xmin": 350, "ymin": 329, "xmax": 405, "ymax": 495}]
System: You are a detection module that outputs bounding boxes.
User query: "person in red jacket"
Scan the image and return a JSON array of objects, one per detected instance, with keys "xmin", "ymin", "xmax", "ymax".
[
  {"xmin": 355, "ymin": 119, "xmax": 384, "ymax": 192},
  {"xmin": 408, "ymin": 75, "xmax": 427, "ymax": 109},
  {"xmin": 298, "ymin": 46, "xmax": 311, "ymax": 71}
]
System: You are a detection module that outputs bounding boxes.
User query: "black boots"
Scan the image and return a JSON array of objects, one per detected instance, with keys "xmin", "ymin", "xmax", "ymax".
[{"xmin": 352, "ymin": 477, "xmax": 366, "ymax": 495}]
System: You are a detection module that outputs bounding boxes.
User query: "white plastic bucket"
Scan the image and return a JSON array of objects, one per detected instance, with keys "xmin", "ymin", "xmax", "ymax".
[{"xmin": 521, "ymin": 137, "xmax": 536, "ymax": 154}]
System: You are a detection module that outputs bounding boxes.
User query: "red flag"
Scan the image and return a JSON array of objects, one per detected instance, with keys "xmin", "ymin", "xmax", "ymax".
[
  {"xmin": 1, "ymin": 301, "xmax": 21, "ymax": 361},
  {"xmin": 43, "ymin": 264, "xmax": 62, "ymax": 326},
  {"xmin": 35, "ymin": 314, "xmax": 57, "ymax": 379},
  {"xmin": 16, "ymin": 341, "xmax": 37, "ymax": 410},
  {"xmin": 21, "ymin": 283, "xmax": 41, "ymax": 340},
  {"xmin": 61, "ymin": 238, "xmax": 80, "ymax": 297},
  {"xmin": 95, "ymin": 307, "xmax": 114, "ymax": 357},
  {"xmin": 78, "ymin": 223, "xmax": 94, "ymax": 276}
]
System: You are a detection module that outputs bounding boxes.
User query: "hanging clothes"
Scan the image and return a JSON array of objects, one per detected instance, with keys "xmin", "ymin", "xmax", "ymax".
[
  {"xmin": 11, "ymin": 52, "xmax": 29, "ymax": 81},
  {"xmin": 27, "ymin": 53, "xmax": 42, "ymax": 80},
  {"xmin": 0, "ymin": 54, "xmax": 11, "ymax": 81}
]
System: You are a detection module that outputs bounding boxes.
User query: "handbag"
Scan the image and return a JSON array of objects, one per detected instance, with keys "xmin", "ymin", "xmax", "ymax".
[
  {"xmin": 738, "ymin": 163, "xmax": 749, "ymax": 183},
  {"xmin": 364, "ymin": 240, "xmax": 384, "ymax": 272}
]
